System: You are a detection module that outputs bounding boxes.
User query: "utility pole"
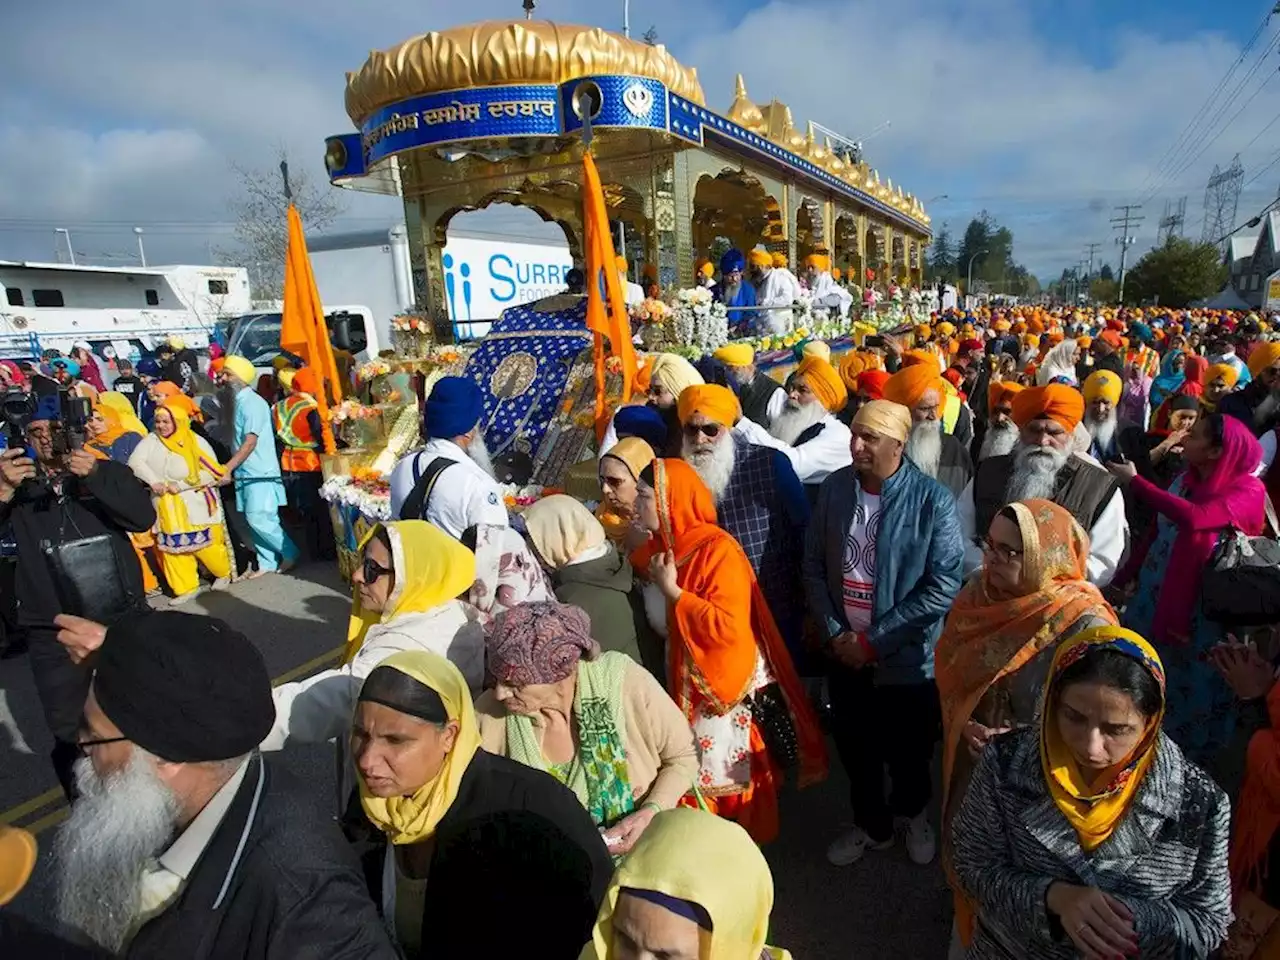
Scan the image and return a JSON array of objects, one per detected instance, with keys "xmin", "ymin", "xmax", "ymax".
[
  {"xmin": 1084, "ymin": 242, "xmax": 1102, "ymax": 284},
  {"xmin": 1111, "ymin": 204, "xmax": 1144, "ymax": 305}
]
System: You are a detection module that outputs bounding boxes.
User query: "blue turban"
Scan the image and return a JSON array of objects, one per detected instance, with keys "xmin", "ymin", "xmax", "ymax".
[
  {"xmin": 51, "ymin": 357, "xmax": 80, "ymax": 377},
  {"xmin": 136, "ymin": 357, "xmax": 161, "ymax": 377},
  {"xmin": 1130, "ymin": 321, "xmax": 1153, "ymax": 345},
  {"xmin": 719, "ymin": 249, "xmax": 746, "ymax": 275},
  {"xmin": 613, "ymin": 404, "xmax": 668, "ymax": 450},
  {"xmin": 32, "ymin": 394, "xmax": 61, "ymax": 422},
  {"xmin": 423, "ymin": 376, "xmax": 483, "ymax": 440}
]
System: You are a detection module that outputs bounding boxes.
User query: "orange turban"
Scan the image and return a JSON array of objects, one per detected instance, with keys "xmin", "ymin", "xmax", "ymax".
[
  {"xmin": 771, "ymin": 252, "xmax": 788, "ymax": 269},
  {"xmin": 993, "ymin": 319, "xmax": 1012, "ymax": 333},
  {"xmin": 857, "ymin": 369, "xmax": 890, "ymax": 400},
  {"xmin": 1010, "ymin": 384, "xmax": 1084, "ymax": 432},
  {"xmin": 1248, "ymin": 341, "xmax": 1280, "ymax": 377},
  {"xmin": 1028, "ymin": 318, "xmax": 1045, "ymax": 335},
  {"xmin": 902, "ymin": 349, "xmax": 941, "ymax": 370},
  {"xmin": 633, "ymin": 356, "xmax": 653, "ymax": 394},
  {"xmin": 804, "ymin": 253, "xmax": 831, "ymax": 272},
  {"xmin": 796, "ymin": 356, "xmax": 848, "ymax": 412},
  {"xmin": 883, "ymin": 364, "xmax": 945, "ymax": 410},
  {"xmin": 292, "ymin": 366, "xmax": 320, "ymax": 397},
  {"xmin": 748, "ymin": 249, "xmax": 772, "ymax": 268},
  {"xmin": 839, "ymin": 351, "xmax": 870, "ymax": 391},
  {"xmin": 1098, "ymin": 330, "xmax": 1123, "ymax": 349},
  {"xmin": 1012, "ymin": 321, "xmax": 1028, "ymax": 335},
  {"xmin": 1046, "ymin": 331, "xmax": 1065, "ymax": 346},
  {"xmin": 987, "ymin": 381, "xmax": 1025, "ymax": 411},
  {"xmin": 676, "ymin": 384, "xmax": 741, "ymax": 426}
]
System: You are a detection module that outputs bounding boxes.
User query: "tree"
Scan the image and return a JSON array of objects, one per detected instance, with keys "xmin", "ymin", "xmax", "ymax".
[
  {"xmin": 642, "ymin": 26, "xmax": 660, "ymax": 45},
  {"xmin": 926, "ymin": 224, "xmax": 956, "ymax": 281},
  {"xmin": 1122, "ymin": 237, "xmax": 1228, "ymax": 307},
  {"xmin": 219, "ymin": 148, "xmax": 345, "ymax": 300},
  {"xmin": 1090, "ymin": 277, "xmax": 1119, "ymax": 303},
  {"xmin": 1099, "ymin": 263, "xmax": 1115, "ymax": 282}
]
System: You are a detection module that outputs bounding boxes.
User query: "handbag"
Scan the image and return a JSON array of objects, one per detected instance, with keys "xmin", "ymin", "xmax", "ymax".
[
  {"xmin": 749, "ymin": 683, "xmax": 799, "ymax": 773},
  {"xmin": 1201, "ymin": 495, "xmax": 1280, "ymax": 627},
  {"xmin": 42, "ymin": 533, "xmax": 136, "ymax": 625}
]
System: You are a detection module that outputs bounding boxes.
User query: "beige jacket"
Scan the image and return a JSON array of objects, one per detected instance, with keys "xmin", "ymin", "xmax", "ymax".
[{"xmin": 476, "ymin": 658, "xmax": 698, "ymax": 812}]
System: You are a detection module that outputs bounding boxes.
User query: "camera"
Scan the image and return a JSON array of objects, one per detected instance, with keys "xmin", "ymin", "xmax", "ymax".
[{"xmin": 1, "ymin": 387, "xmax": 92, "ymax": 460}]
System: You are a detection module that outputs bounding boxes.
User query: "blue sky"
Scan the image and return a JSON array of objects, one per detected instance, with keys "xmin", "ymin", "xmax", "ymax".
[{"xmin": 0, "ymin": 0, "xmax": 1275, "ymax": 282}]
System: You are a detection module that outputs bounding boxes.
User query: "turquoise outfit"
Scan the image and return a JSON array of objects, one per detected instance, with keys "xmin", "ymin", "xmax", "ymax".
[
  {"xmin": 233, "ymin": 386, "xmax": 298, "ymax": 571},
  {"xmin": 1121, "ymin": 476, "xmax": 1230, "ymax": 770}
]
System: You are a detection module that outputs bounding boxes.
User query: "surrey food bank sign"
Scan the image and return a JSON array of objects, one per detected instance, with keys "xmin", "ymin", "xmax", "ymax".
[{"xmin": 441, "ymin": 236, "xmax": 575, "ymax": 325}]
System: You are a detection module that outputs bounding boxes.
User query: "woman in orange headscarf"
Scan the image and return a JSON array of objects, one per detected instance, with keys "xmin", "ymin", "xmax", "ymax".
[
  {"xmin": 630, "ymin": 458, "xmax": 826, "ymax": 844},
  {"xmin": 935, "ymin": 499, "xmax": 1116, "ymax": 952}
]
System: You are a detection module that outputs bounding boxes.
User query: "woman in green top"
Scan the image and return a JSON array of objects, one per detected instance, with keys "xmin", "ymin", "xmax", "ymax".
[{"xmin": 476, "ymin": 600, "xmax": 698, "ymax": 857}]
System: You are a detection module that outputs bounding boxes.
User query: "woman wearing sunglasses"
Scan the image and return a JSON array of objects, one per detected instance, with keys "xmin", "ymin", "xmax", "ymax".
[
  {"xmin": 934, "ymin": 499, "xmax": 1116, "ymax": 957},
  {"xmin": 260, "ymin": 520, "xmax": 485, "ymax": 768}
]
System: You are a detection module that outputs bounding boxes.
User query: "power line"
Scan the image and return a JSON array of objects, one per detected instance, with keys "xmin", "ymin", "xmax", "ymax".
[{"xmin": 1111, "ymin": 204, "xmax": 1144, "ymax": 304}]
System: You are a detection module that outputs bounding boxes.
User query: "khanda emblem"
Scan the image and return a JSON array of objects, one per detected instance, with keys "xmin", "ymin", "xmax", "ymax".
[{"xmin": 622, "ymin": 83, "xmax": 653, "ymax": 118}]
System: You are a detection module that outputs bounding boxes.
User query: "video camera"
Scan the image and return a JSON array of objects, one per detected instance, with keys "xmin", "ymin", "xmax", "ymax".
[{"xmin": 1, "ymin": 387, "xmax": 93, "ymax": 459}]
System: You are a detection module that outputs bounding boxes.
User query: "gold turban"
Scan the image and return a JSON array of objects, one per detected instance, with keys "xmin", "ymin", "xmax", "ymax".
[
  {"xmin": 649, "ymin": 353, "xmax": 704, "ymax": 397},
  {"xmin": 804, "ymin": 253, "xmax": 831, "ymax": 272},
  {"xmin": 838, "ymin": 352, "xmax": 870, "ymax": 391},
  {"xmin": 883, "ymin": 364, "xmax": 944, "ymax": 410},
  {"xmin": 1206, "ymin": 362, "xmax": 1239, "ymax": 390},
  {"xmin": 771, "ymin": 252, "xmax": 788, "ymax": 268},
  {"xmin": 936, "ymin": 321, "xmax": 956, "ymax": 337},
  {"xmin": 713, "ymin": 343, "xmax": 755, "ymax": 367},
  {"xmin": 1083, "ymin": 370, "xmax": 1122, "ymax": 405},
  {"xmin": 677, "ymin": 384, "xmax": 741, "ymax": 426},
  {"xmin": 993, "ymin": 319, "xmax": 1012, "ymax": 333},
  {"xmin": 853, "ymin": 400, "xmax": 911, "ymax": 443},
  {"xmin": 796, "ymin": 356, "xmax": 848, "ymax": 413},
  {"xmin": 748, "ymin": 249, "xmax": 772, "ymax": 268},
  {"xmin": 802, "ymin": 340, "xmax": 831, "ymax": 362},
  {"xmin": 987, "ymin": 380, "xmax": 1025, "ymax": 410},
  {"xmin": 1247, "ymin": 341, "xmax": 1280, "ymax": 377},
  {"xmin": 1011, "ymin": 384, "xmax": 1084, "ymax": 432},
  {"xmin": 914, "ymin": 324, "xmax": 932, "ymax": 340}
]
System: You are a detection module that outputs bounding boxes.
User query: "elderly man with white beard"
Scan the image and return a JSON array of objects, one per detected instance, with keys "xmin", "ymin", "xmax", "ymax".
[
  {"xmin": 882, "ymin": 364, "xmax": 972, "ymax": 498},
  {"xmin": 1081, "ymin": 369, "xmax": 1125, "ymax": 463},
  {"xmin": 389, "ymin": 376, "xmax": 509, "ymax": 539},
  {"xmin": 732, "ymin": 354, "xmax": 854, "ymax": 499},
  {"xmin": 974, "ymin": 380, "xmax": 1024, "ymax": 463},
  {"xmin": 957, "ymin": 384, "xmax": 1128, "ymax": 585},
  {"xmin": 712, "ymin": 342, "xmax": 785, "ymax": 428},
  {"xmin": 677, "ymin": 383, "xmax": 811, "ymax": 672},
  {"xmin": 30, "ymin": 611, "xmax": 394, "ymax": 959}
]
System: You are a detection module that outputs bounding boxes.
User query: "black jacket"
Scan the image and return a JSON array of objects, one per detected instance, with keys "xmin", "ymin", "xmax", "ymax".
[
  {"xmin": 0, "ymin": 459, "xmax": 155, "ymax": 628},
  {"xmin": 128, "ymin": 753, "xmax": 395, "ymax": 960},
  {"xmin": 363, "ymin": 750, "xmax": 613, "ymax": 959}
]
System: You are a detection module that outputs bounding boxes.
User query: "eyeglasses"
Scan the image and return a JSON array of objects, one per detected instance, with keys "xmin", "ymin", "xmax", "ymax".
[
  {"xmin": 361, "ymin": 554, "xmax": 391, "ymax": 584},
  {"xmin": 978, "ymin": 536, "xmax": 1023, "ymax": 564},
  {"xmin": 77, "ymin": 735, "xmax": 129, "ymax": 753},
  {"xmin": 682, "ymin": 422, "xmax": 722, "ymax": 439}
]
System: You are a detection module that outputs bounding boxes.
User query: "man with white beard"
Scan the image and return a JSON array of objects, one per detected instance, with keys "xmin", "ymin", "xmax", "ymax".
[
  {"xmin": 677, "ymin": 384, "xmax": 810, "ymax": 670},
  {"xmin": 1081, "ymin": 369, "xmax": 1125, "ymax": 463},
  {"xmin": 974, "ymin": 381, "xmax": 1024, "ymax": 463},
  {"xmin": 882, "ymin": 365, "xmax": 972, "ymax": 498},
  {"xmin": 712, "ymin": 342, "xmax": 785, "ymax": 428},
  {"xmin": 747, "ymin": 249, "xmax": 804, "ymax": 336},
  {"xmin": 957, "ymin": 384, "xmax": 1127, "ymax": 585},
  {"xmin": 732, "ymin": 355, "xmax": 854, "ymax": 498},
  {"xmin": 37, "ymin": 611, "xmax": 393, "ymax": 958},
  {"xmin": 389, "ymin": 376, "xmax": 509, "ymax": 539}
]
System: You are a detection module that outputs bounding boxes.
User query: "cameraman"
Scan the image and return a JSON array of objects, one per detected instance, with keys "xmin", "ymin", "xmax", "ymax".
[{"xmin": 0, "ymin": 394, "xmax": 155, "ymax": 798}]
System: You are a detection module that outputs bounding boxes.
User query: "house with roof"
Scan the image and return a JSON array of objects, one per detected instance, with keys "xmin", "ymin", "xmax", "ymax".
[{"xmin": 1229, "ymin": 211, "xmax": 1280, "ymax": 308}]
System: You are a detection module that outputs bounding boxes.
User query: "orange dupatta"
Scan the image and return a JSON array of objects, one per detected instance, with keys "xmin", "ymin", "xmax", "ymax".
[
  {"xmin": 935, "ymin": 499, "xmax": 1115, "ymax": 946},
  {"xmin": 1231, "ymin": 680, "xmax": 1280, "ymax": 897},
  {"xmin": 631, "ymin": 459, "xmax": 827, "ymax": 790}
]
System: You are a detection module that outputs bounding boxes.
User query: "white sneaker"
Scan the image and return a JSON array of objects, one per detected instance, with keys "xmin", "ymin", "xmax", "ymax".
[
  {"xmin": 905, "ymin": 813, "xmax": 936, "ymax": 865},
  {"xmin": 826, "ymin": 826, "xmax": 893, "ymax": 867}
]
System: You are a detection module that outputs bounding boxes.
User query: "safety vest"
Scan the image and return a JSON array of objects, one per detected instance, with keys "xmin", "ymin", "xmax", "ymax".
[
  {"xmin": 273, "ymin": 395, "xmax": 322, "ymax": 473},
  {"xmin": 942, "ymin": 390, "xmax": 961, "ymax": 435}
]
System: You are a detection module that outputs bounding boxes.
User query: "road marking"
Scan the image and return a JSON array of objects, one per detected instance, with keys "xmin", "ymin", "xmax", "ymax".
[{"xmin": 0, "ymin": 645, "xmax": 346, "ymax": 829}]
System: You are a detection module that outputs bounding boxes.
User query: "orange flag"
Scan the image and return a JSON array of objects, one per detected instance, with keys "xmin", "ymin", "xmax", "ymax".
[
  {"xmin": 279, "ymin": 204, "xmax": 342, "ymax": 454},
  {"xmin": 581, "ymin": 152, "xmax": 637, "ymax": 432}
]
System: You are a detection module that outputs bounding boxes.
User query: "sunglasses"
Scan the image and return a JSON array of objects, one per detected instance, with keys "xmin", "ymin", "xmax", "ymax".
[
  {"xmin": 361, "ymin": 554, "xmax": 391, "ymax": 584},
  {"xmin": 682, "ymin": 422, "xmax": 723, "ymax": 439}
]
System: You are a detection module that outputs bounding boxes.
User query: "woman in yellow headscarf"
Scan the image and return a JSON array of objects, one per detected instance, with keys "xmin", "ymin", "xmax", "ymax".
[
  {"xmin": 88, "ymin": 393, "xmax": 159, "ymax": 592},
  {"xmin": 351, "ymin": 649, "xmax": 613, "ymax": 958},
  {"xmin": 950, "ymin": 625, "xmax": 1232, "ymax": 960},
  {"xmin": 581, "ymin": 807, "xmax": 792, "ymax": 959},
  {"xmin": 262, "ymin": 519, "xmax": 485, "ymax": 754},
  {"xmin": 126, "ymin": 401, "xmax": 230, "ymax": 600}
]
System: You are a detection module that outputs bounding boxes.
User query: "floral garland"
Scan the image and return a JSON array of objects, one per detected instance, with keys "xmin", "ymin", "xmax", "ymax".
[
  {"xmin": 320, "ymin": 474, "xmax": 392, "ymax": 520},
  {"xmin": 355, "ymin": 358, "xmax": 392, "ymax": 383},
  {"xmin": 329, "ymin": 399, "xmax": 380, "ymax": 424}
]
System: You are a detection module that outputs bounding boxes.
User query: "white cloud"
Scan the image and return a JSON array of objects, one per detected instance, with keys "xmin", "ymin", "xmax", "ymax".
[{"xmin": 0, "ymin": 0, "xmax": 1270, "ymax": 278}]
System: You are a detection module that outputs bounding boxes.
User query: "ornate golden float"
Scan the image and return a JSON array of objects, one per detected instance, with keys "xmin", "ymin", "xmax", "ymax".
[{"xmin": 324, "ymin": 19, "xmax": 932, "ymax": 337}]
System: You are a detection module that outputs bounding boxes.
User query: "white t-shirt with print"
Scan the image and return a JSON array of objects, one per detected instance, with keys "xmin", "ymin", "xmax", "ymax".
[{"xmin": 841, "ymin": 492, "xmax": 880, "ymax": 634}]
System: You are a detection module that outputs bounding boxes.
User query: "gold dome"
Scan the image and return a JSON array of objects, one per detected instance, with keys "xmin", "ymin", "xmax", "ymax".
[
  {"xmin": 345, "ymin": 20, "xmax": 705, "ymax": 126},
  {"xmin": 727, "ymin": 74, "xmax": 764, "ymax": 132}
]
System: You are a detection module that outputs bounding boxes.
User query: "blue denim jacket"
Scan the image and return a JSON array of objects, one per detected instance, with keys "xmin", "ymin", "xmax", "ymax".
[{"xmin": 802, "ymin": 459, "xmax": 964, "ymax": 684}]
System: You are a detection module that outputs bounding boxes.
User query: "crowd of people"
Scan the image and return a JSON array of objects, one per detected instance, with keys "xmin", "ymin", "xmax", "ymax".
[{"xmin": 1, "ymin": 301, "xmax": 1279, "ymax": 959}]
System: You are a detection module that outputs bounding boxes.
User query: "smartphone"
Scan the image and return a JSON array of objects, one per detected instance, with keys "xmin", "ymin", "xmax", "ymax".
[{"xmin": 864, "ymin": 335, "xmax": 886, "ymax": 348}]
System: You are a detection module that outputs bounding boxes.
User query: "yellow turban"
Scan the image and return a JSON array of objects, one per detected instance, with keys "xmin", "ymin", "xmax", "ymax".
[
  {"xmin": 838, "ymin": 352, "xmax": 870, "ymax": 391},
  {"xmin": 771, "ymin": 252, "xmax": 788, "ymax": 269},
  {"xmin": 1206, "ymin": 362, "xmax": 1239, "ymax": 390},
  {"xmin": 804, "ymin": 253, "xmax": 831, "ymax": 272},
  {"xmin": 649, "ymin": 353, "xmax": 704, "ymax": 397},
  {"xmin": 713, "ymin": 343, "xmax": 755, "ymax": 367},
  {"xmin": 1022, "ymin": 334, "xmax": 1040, "ymax": 350},
  {"xmin": 993, "ymin": 319, "xmax": 1012, "ymax": 333},
  {"xmin": 796, "ymin": 356, "xmax": 847, "ymax": 412},
  {"xmin": 936, "ymin": 321, "xmax": 956, "ymax": 337},
  {"xmin": 802, "ymin": 340, "xmax": 831, "ymax": 362},
  {"xmin": 278, "ymin": 369, "xmax": 296, "ymax": 391},
  {"xmin": 1247, "ymin": 341, "xmax": 1280, "ymax": 377},
  {"xmin": 1082, "ymin": 370, "xmax": 1122, "ymax": 405},
  {"xmin": 1077, "ymin": 335, "xmax": 1093, "ymax": 348},
  {"xmin": 883, "ymin": 364, "xmax": 944, "ymax": 410},
  {"xmin": 677, "ymin": 384, "xmax": 741, "ymax": 427},
  {"xmin": 697, "ymin": 259, "xmax": 714, "ymax": 278},
  {"xmin": 1011, "ymin": 384, "xmax": 1084, "ymax": 432},
  {"xmin": 271, "ymin": 355, "xmax": 292, "ymax": 371},
  {"xmin": 915, "ymin": 324, "xmax": 932, "ymax": 340},
  {"xmin": 853, "ymin": 400, "xmax": 911, "ymax": 443},
  {"xmin": 222, "ymin": 355, "xmax": 256, "ymax": 386},
  {"xmin": 748, "ymin": 249, "xmax": 772, "ymax": 268}
]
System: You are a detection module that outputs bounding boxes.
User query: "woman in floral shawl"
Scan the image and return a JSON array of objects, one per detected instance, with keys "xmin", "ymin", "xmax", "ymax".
[
  {"xmin": 630, "ymin": 457, "xmax": 826, "ymax": 844},
  {"xmin": 935, "ymin": 499, "xmax": 1116, "ymax": 953},
  {"xmin": 461, "ymin": 522, "xmax": 554, "ymax": 619}
]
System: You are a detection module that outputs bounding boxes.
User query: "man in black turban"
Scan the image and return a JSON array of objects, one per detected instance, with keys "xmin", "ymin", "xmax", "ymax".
[{"xmin": 38, "ymin": 611, "xmax": 396, "ymax": 959}]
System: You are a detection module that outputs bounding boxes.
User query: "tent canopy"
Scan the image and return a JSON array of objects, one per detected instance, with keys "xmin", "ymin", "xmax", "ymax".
[{"xmin": 1193, "ymin": 285, "xmax": 1252, "ymax": 310}]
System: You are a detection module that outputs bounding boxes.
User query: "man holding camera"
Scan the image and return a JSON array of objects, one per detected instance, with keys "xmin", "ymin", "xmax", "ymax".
[{"xmin": 0, "ymin": 394, "xmax": 155, "ymax": 798}]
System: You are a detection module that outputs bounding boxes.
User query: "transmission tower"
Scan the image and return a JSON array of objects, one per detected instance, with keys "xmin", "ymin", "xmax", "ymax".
[
  {"xmin": 1157, "ymin": 196, "xmax": 1187, "ymax": 245},
  {"xmin": 1201, "ymin": 155, "xmax": 1244, "ymax": 251}
]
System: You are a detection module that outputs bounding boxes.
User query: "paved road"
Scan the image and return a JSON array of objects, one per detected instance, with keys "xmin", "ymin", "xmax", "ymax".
[{"xmin": 0, "ymin": 561, "xmax": 952, "ymax": 956}]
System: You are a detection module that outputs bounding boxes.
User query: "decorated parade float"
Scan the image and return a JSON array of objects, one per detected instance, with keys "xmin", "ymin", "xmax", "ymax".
[{"xmin": 316, "ymin": 18, "xmax": 935, "ymax": 570}]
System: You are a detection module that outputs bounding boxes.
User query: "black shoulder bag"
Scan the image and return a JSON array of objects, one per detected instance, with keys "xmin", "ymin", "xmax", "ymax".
[{"xmin": 398, "ymin": 455, "xmax": 457, "ymax": 522}]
